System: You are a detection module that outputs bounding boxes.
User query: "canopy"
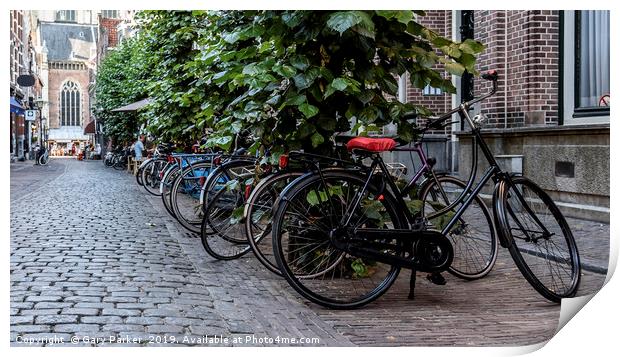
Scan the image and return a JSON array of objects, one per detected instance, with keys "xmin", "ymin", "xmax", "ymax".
[
  {"xmin": 10, "ymin": 96, "xmax": 25, "ymax": 115},
  {"xmin": 111, "ymin": 98, "xmax": 152, "ymax": 112},
  {"xmin": 84, "ymin": 120, "xmax": 96, "ymax": 134}
]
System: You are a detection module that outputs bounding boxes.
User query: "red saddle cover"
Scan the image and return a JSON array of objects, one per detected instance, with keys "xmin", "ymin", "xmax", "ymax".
[{"xmin": 346, "ymin": 137, "xmax": 397, "ymax": 153}]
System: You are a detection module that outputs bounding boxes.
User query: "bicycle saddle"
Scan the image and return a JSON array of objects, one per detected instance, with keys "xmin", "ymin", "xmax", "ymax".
[{"xmin": 346, "ymin": 137, "xmax": 397, "ymax": 153}]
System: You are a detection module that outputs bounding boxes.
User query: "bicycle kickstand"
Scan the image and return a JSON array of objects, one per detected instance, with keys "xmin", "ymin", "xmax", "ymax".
[{"xmin": 408, "ymin": 270, "xmax": 416, "ymax": 300}]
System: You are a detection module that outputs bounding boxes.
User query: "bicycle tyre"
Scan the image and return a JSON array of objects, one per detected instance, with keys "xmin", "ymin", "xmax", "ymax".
[
  {"xmin": 200, "ymin": 158, "xmax": 256, "ymax": 213},
  {"xmin": 495, "ymin": 175, "xmax": 581, "ymax": 302},
  {"xmin": 200, "ymin": 187, "xmax": 253, "ymax": 260},
  {"xmin": 142, "ymin": 158, "xmax": 168, "ymax": 196},
  {"xmin": 245, "ymin": 171, "xmax": 304, "ymax": 276},
  {"xmin": 170, "ymin": 161, "xmax": 215, "ymax": 234},
  {"xmin": 160, "ymin": 164, "xmax": 180, "ymax": 219},
  {"xmin": 272, "ymin": 169, "xmax": 405, "ymax": 309}
]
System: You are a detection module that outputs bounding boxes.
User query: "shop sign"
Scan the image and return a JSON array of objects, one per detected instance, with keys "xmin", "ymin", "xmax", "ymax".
[{"xmin": 25, "ymin": 110, "xmax": 36, "ymax": 121}]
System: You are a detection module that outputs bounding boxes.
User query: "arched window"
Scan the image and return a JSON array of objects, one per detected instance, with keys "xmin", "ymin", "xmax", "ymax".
[{"xmin": 60, "ymin": 81, "xmax": 81, "ymax": 126}]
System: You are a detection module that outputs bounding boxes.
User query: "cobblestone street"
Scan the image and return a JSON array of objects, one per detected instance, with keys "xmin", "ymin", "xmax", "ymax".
[{"xmin": 10, "ymin": 158, "xmax": 609, "ymax": 347}]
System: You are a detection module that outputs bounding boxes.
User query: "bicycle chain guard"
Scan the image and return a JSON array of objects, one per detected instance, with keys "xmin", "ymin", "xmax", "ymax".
[{"xmin": 330, "ymin": 228, "xmax": 454, "ymax": 273}]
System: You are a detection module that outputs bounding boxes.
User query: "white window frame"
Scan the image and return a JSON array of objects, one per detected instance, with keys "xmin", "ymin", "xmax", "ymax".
[
  {"xmin": 59, "ymin": 80, "xmax": 82, "ymax": 127},
  {"xmin": 562, "ymin": 11, "xmax": 609, "ymax": 125}
]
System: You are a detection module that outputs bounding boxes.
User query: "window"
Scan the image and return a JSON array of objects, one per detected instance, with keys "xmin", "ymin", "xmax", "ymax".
[
  {"xmin": 56, "ymin": 10, "xmax": 76, "ymax": 23},
  {"xmin": 60, "ymin": 81, "xmax": 81, "ymax": 126},
  {"xmin": 102, "ymin": 10, "xmax": 119, "ymax": 19},
  {"xmin": 423, "ymin": 84, "xmax": 443, "ymax": 96},
  {"xmin": 562, "ymin": 10, "xmax": 610, "ymax": 124},
  {"xmin": 575, "ymin": 11, "xmax": 610, "ymax": 113}
]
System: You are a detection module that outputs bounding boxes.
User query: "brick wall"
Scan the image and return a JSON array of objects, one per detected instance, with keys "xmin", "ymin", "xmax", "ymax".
[
  {"xmin": 406, "ymin": 10, "xmax": 561, "ymax": 129},
  {"xmin": 100, "ymin": 18, "xmax": 122, "ymax": 47},
  {"xmin": 474, "ymin": 11, "xmax": 507, "ymax": 127},
  {"xmin": 406, "ymin": 10, "xmax": 452, "ymax": 125},
  {"xmin": 48, "ymin": 66, "xmax": 91, "ymax": 129},
  {"xmin": 507, "ymin": 10, "xmax": 560, "ymax": 126}
]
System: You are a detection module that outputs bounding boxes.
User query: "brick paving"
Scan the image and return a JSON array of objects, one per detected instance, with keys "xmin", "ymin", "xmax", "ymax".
[{"xmin": 10, "ymin": 158, "xmax": 609, "ymax": 347}]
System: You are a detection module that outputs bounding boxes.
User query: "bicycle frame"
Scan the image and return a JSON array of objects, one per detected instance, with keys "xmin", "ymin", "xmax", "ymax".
[{"xmin": 337, "ymin": 75, "xmax": 550, "ymax": 243}]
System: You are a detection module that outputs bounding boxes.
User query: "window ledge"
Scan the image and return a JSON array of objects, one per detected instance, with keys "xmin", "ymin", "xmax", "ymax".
[{"xmin": 454, "ymin": 123, "xmax": 609, "ymax": 137}]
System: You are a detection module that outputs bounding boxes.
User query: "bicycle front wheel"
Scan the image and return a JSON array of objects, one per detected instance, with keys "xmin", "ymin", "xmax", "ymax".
[
  {"xmin": 171, "ymin": 162, "xmax": 214, "ymax": 234},
  {"xmin": 496, "ymin": 176, "xmax": 580, "ymax": 302},
  {"xmin": 245, "ymin": 171, "xmax": 303, "ymax": 275},
  {"xmin": 201, "ymin": 186, "xmax": 252, "ymax": 260},
  {"xmin": 160, "ymin": 165, "xmax": 180, "ymax": 219},
  {"xmin": 272, "ymin": 170, "xmax": 404, "ymax": 309},
  {"xmin": 142, "ymin": 159, "xmax": 167, "ymax": 196},
  {"xmin": 419, "ymin": 175, "xmax": 497, "ymax": 280}
]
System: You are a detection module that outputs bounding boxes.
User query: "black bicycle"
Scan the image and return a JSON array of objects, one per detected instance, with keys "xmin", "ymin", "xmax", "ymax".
[{"xmin": 270, "ymin": 70, "xmax": 581, "ymax": 309}]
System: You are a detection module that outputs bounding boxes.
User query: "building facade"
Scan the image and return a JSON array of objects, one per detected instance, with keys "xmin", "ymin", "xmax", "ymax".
[
  {"xmin": 401, "ymin": 10, "xmax": 610, "ymax": 221},
  {"xmin": 10, "ymin": 10, "xmax": 44, "ymax": 161},
  {"xmin": 36, "ymin": 10, "xmax": 103, "ymax": 155}
]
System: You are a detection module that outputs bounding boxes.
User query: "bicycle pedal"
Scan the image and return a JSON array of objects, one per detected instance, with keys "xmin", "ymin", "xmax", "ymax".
[{"xmin": 426, "ymin": 272, "xmax": 446, "ymax": 285}]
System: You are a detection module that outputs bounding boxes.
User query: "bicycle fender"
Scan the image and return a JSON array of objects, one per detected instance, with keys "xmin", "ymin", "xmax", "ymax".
[{"xmin": 492, "ymin": 180, "xmax": 512, "ymax": 249}]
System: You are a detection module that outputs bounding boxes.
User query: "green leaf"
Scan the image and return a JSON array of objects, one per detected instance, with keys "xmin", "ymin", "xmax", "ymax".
[
  {"xmin": 229, "ymin": 206, "xmax": 245, "ymax": 225},
  {"xmin": 298, "ymin": 103, "xmax": 319, "ymax": 118},
  {"xmin": 290, "ymin": 55, "xmax": 310, "ymax": 71},
  {"xmin": 375, "ymin": 10, "xmax": 399, "ymax": 20},
  {"xmin": 395, "ymin": 11, "xmax": 414, "ymax": 24},
  {"xmin": 265, "ymin": 94, "xmax": 281, "ymax": 106},
  {"xmin": 242, "ymin": 64, "xmax": 260, "ymax": 75},
  {"xmin": 223, "ymin": 31, "xmax": 241, "ymax": 44},
  {"xmin": 331, "ymin": 78, "xmax": 349, "ymax": 91},
  {"xmin": 406, "ymin": 200, "xmax": 424, "ymax": 215},
  {"xmin": 310, "ymin": 132, "xmax": 324, "ymax": 148},
  {"xmin": 358, "ymin": 91, "xmax": 376, "ymax": 105},
  {"xmin": 460, "ymin": 53, "xmax": 477, "ymax": 72},
  {"xmin": 274, "ymin": 64, "xmax": 297, "ymax": 78},
  {"xmin": 283, "ymin": 94, "xmax": 307, "ymax": 107},
  {"xmin": 432, "ymin": 36, "xmax": 452, "ymax": 48},
  {"xmin": 445, "ymin": 62, "xmax": 466, "ymax": 76},
  {"xmin": 358, "ymin": 105, "xmax": 380, "ymax": 123},
  {"xmin": 326, "ymin": 11, "xmax": 374, "ymax": 36},
  {"xmin": 317, "ymin": 116, "xmax": 336, "ymax": 131},
  {"xmin": 459, "ymin": 39, "xmax": 485, "ymax": 54},
  {"xmin": 351, "ymin": 258, "xmax": 370, "ymax": 278},
  {"xmin": 362, "ymin": 200, "xmax": 384, "ymax": 221},
  {"xmin": 225, "ymin": 179, "xmax": 240, "ymax": 192},
  {"xmin": 442, "ymin": 45, "xmax": 462, "ymax": 59},
  {"xmin": 306, "ymin": 190, "xmax": 328, "ymax": 205},
  {"xmin": 282, "ymin": 12, "xmax": 304, "ymax": 28},
  {"xmin": 297, "ymin": 122, "xmax": 315, "ymax": 138}
]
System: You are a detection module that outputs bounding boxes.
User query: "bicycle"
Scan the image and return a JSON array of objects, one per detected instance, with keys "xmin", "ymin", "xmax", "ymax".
[
  {"xmin": 36, "ymin": 146, "xmax": 50, "ymax": 166},
  {"xmin": 270, "ymin": 70, "xmax": 580, "ymax": 309},
  {"xmin": 246, "ymin": 134, "xmax": 497, "ymax": 279}
]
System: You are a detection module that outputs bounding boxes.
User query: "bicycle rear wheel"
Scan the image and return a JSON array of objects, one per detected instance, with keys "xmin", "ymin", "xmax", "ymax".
[
  {"xmin": 496, "ymin": 176, "xmax": 580, "ymax": 302},
  {"xmin": 272, "ymin": 170, "xmax": 404, "ymax": 309},
  {"xmin": 419, "ymin": 175, "xmax": 497, "ymax": 280}
]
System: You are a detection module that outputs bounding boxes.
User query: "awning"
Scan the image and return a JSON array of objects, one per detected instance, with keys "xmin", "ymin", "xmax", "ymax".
[
  {"xmin": 48, "ymin": 127, "xmax": 90, "ymax": 141},
  {"xmin": 111, "ymin": 98, "xmax": 152, "ymax": 112},
  {"xmin": 10, "ymin": 96, "xmax": 25, "ymax": 115},
  {"xmin": 84, "ymin": 120, "xmax": 96, "ymax": 134}
]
